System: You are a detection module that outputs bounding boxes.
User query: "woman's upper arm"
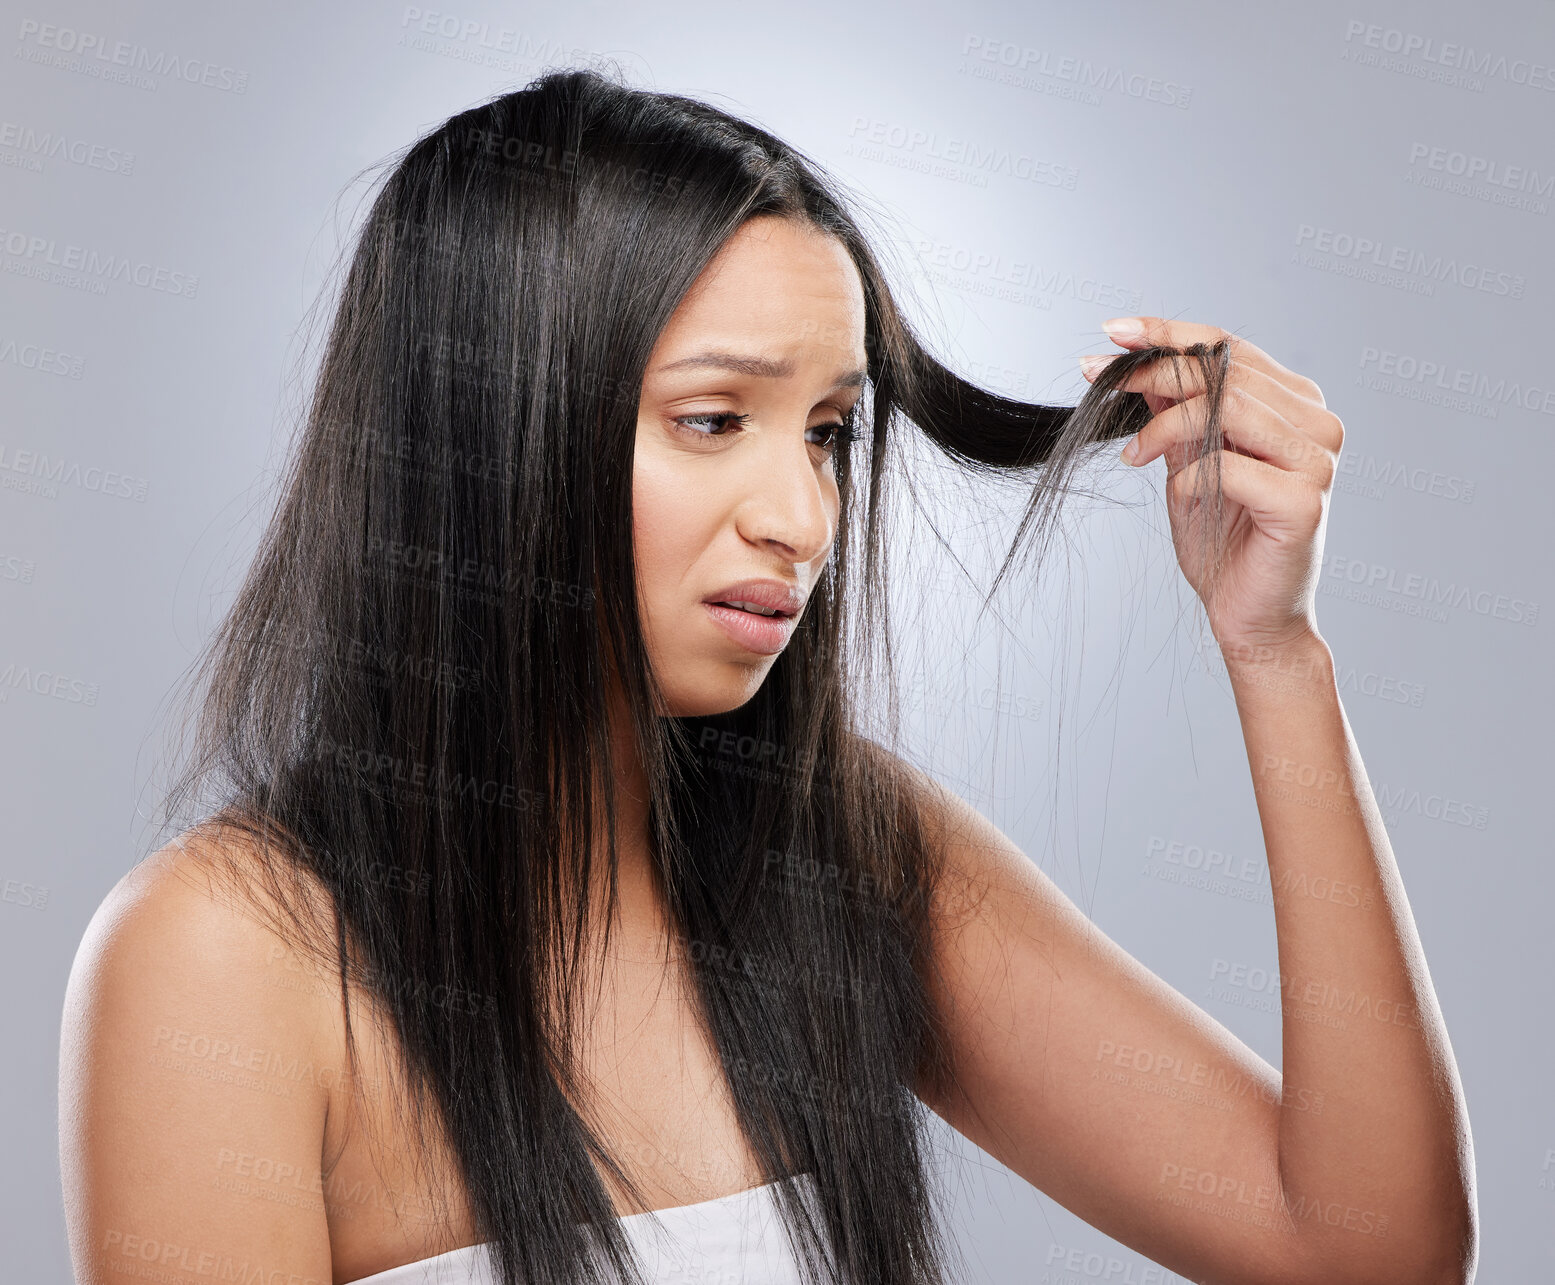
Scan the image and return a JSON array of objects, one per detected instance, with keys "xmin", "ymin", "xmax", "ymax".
[
  {"xmin": 900, "ymin": 763, "xmax": 1332, "ymax": 1285},
  {"xmin": 59, "ymin": 841, "xmax": 337, "ymax": 1285}
]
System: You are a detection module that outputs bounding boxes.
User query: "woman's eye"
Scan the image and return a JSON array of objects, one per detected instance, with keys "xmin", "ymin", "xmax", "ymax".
[
  {"xmin": 807, "ymin": 420, "xmax": 859, "ymax": 454},
  {"xmin": 808, "ymin": 410, "xmax": 862, "ymax": 456},
  {"xmin": 667, "ymin": 409, "xmax": 862, "ymax": 456},
  {"xmin": 670, "ymin": 411, "xmax": 750, "ymax": 438}
]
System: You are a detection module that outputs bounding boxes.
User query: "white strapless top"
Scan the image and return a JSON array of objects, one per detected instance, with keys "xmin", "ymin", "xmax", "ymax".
[{"xmin": 343, "ymin": 1173, "xmax": 820, "ymax": 1284}]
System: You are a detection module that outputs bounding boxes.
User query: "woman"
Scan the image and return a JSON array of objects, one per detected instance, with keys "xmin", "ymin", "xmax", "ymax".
[{"xmin": 58, "ymin": 68, "xmax": 1475, "ymax": 1285}]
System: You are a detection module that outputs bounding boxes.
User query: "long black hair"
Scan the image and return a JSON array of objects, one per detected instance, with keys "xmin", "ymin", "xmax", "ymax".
[{"xmin": 154, "ymin": 64, "xmax": 1233, "ymax": 1285}]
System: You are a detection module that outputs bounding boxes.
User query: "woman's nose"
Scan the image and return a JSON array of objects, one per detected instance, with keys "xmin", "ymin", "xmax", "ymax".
[{"xmin": 738, "ymin": 434, "xmax": 835, "ymax": 564}]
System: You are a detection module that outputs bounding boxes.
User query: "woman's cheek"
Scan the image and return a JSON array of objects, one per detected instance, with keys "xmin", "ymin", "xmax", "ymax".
[{"xmin": 631, "ymin": 451, "xmax": 712, "ymax": 621}]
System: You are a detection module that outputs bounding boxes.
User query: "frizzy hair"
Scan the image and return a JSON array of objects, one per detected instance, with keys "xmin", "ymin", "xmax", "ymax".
[{"xmin": 152, "ymin": 63, "xmax": 1234, "ymax": 1285}]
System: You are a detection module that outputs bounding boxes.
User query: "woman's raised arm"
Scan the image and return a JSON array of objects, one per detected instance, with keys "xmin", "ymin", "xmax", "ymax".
[{"xmin": 902, "ymin": 315, "xmax": 1475, "ymax": 1285}]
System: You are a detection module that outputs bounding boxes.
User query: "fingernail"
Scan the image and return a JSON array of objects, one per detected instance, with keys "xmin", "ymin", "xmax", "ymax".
[
  {"xmin": 1121, "ymin": 434, "xmax": 1140, "ymax": 464},
  {"xmin": 1079, "ymin": 353, "xmax": 1112, "ymax": 378},
  {"xmin": 1103, "ymin": 317, "xmax": 1144, "ymax": 340}
]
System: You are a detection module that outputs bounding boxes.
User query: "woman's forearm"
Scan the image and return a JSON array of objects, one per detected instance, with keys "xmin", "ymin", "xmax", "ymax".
[{"xmin": 1224, "ymin": 630, "xmax": 1475, "ymax": 1279}]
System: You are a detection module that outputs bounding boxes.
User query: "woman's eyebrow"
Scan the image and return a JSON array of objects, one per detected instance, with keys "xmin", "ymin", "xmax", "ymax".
[{"xmin": 653, "ymin": 351, "xmax": 867, "ymax": 392}]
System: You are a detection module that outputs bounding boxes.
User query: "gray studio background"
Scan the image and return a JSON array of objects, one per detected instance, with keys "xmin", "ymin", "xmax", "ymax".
[{"xmin": 2, "ymin": 0, "xmax": 1549, "ymax": 1280}]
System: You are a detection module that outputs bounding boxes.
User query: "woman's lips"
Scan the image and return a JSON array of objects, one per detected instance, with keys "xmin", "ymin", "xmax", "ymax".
[{"xmin": 703, "ymin": 601, "xmax": 797, "ymax": 655}]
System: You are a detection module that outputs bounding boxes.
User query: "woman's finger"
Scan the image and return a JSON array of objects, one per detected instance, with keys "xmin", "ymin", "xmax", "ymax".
[
  {"xmin": 1100, "ymin": 315, "xmax": 1321, "ymax": 398},
  {"xmin": 1087, "ymin": 351, "xmax": 1334, "ymax": 441},
  {"xmin": 1123, "ymin": 387, "xmax": 1336, "ymax": 487},
  {"xmin": 1165, "ymin": 448, "xmax": 1323, "ymax": 537}
]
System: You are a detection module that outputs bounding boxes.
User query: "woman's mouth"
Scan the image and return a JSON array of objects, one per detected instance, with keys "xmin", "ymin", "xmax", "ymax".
[
  {"xmin": 713, "ymin": 599, "xmax": 783, "ymax": 617},
  {"xmin": 703, "ymin": 601, "xmax": 796, "ymax": 654}
]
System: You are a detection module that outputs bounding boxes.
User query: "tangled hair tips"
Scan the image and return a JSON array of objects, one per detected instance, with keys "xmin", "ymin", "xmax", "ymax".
[{"xmin": 153, "ymin": 65, "xmax": 1234, "ymax": 1285}]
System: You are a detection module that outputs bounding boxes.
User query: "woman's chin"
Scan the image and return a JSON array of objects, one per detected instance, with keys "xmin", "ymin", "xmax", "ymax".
[{"xmin": 656, "ymin": 660, "xmax": 771, "ymax": 718}]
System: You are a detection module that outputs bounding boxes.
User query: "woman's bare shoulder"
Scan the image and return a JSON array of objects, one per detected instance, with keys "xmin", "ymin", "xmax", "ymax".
[
  {"xmin": 70, "ymin": 819, "xmax": 342, "ymax": 1005},
  {"xmin": 850, "ymin": 741, "xmax": 1040, "ymax": 924},
  {"xmin": 63, "ymin": 817, "xmax": 348, "ymax": 1089},
  {"xmin": 60, "ymin": 819, "xmax": 342, "ymax": 1282}
]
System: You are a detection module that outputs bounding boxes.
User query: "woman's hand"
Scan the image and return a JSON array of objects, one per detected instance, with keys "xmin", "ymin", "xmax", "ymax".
[{"xmin": 1081, "ymin": 317, "xmax": 1344, "ymax": 656}]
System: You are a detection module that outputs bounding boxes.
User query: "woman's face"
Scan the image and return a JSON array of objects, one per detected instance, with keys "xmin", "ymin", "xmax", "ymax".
[{"xmin": 633, "ymin": 215, "xmax": 868, "ymax": 717}]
